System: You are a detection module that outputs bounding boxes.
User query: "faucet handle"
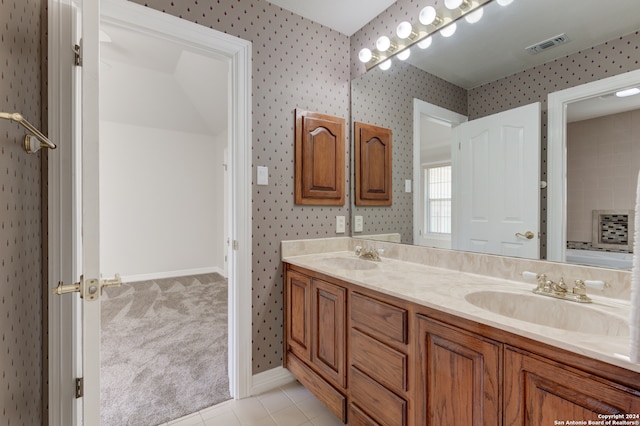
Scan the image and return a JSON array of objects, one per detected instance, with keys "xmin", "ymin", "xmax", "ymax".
[{"xmin": 355, "ymin": 245, "xmax": 363, "ymax": 255}]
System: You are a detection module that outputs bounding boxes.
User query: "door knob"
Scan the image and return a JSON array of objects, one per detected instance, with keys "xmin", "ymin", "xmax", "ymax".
[{"xmin": 515, "ymin": 231, "xmax": 535, "ymax": 239}]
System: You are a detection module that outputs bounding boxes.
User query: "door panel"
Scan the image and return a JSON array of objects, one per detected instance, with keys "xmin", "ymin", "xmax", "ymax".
[{"xmin": 454, "ymin": 102, "xmax": 540, "ymax": 259}]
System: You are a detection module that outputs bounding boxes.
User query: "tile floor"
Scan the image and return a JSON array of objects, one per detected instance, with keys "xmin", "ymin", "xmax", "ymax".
[{"xmin": 158, "ymin": 381, "xmax": 346, "ymax": 426}]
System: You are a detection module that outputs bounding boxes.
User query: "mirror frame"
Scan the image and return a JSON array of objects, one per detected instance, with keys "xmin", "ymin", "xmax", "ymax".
[{"xmin": 547, "ymin": 67, "xmax": 640, "ymax": 262}]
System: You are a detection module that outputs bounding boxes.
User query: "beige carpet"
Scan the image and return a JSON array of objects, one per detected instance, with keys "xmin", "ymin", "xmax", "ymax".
[{"xmin": 100, "ymin": 273, "xmax": 230, "ymax": 426}]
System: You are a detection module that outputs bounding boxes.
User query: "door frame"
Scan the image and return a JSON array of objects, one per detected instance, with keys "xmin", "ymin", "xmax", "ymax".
[
  {"xmin": 412, "ymin": 99, "xmax": 467, "ymax": 247},
  {"xmin": 547, "ymin": 68, "xmax": 640, "ymax": 262},
  {"xmin": 47, "ymin": 1, "xmax": 253, "ymax": 424}
]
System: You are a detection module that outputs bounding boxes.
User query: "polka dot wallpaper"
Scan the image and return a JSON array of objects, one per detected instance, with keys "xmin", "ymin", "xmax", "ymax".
[
  {"xmin": 0, "ymin": 0, "xmax": 44, "ymax": 424},
  {"xmin": 130, "ymin": 0, "xmax": 351, "ymax": 373}
]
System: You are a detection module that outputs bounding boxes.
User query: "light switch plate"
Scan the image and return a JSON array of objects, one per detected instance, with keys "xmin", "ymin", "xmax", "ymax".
[
  {"xmin": 257, "ymin": 166, "xmax": 268, "ymax": 185},
  {"xmin": 354, "ymin": 216, "xmax": 363, "ymax": 232},
  {"xmin": 405, "ymin": 179, "xmax": 412, "ymax": 193},
  {"xmin": 336, "ymin": 216, "xmax": 346, "ymax": 233}
]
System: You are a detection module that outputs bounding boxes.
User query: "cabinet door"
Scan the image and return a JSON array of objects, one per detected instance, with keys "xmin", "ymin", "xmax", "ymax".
[
  {"xmin": 504, "ymin": 347, "xmax": 640, "ymax": 425},
  {"xmin": 312, "ymin": 279, "xmax": 346, "ymax": 388},
  {"xmin": 286, "ymin": 270, "xmax": 312, "ymax": 361},
  {"xmin": 416, "ymin": 315, "xmax": 502, "ymax": 426}
]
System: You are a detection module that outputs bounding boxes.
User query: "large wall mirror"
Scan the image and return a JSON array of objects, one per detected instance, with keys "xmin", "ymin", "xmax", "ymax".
[{"xmin": 350, "ymin": 0, "xmax": 640, "ymax": 270}]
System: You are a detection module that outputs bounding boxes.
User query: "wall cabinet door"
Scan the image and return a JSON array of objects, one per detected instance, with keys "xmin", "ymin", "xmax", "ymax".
[
  {"xmin": 416, "ymin": 315, "xmax": 502, "ymax": 426},
  {"xmin": 504, "ymin": 346, "xmax": 640, "ymax": 425},
  {"xmin": 312, "ymin": 279, "xmax": 347, "ymax": 388},
  {"xmin": 285, "ymin": 270, "xmax": 312, "ymax": 361}
]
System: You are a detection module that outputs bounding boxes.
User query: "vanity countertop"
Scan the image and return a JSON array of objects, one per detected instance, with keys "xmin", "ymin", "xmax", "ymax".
[{"xmin": 282, "ymin": 250, "xmax": 637, "ymax": 374}]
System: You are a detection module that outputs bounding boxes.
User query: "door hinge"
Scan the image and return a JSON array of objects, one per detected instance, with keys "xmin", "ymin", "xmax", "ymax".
[
  {"xmin": 233, "ymin": 240, "xmax": 239, "ymax": 250},
  {"xmin": 74, "ymin": 43, "xmax": 82, "ymax": 66},
  {"xmin": 75, "ymin": 377, "xmax": 83, "ymax": 398}
]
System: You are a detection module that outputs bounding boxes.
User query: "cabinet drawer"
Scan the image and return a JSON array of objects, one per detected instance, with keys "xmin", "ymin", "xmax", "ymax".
[
  {"xmin": 349, "ymin": 403, "xmax": 381, "ymax": 426},
  {"xmin": 351, "ymin": 293, "xmax": 407, "ymax": 345},
  {"xmin": 350, "ymin": 328, "xmax": 407, "ymax": 393},
  {"xmin": 350, "ymin": 367, "xmax": 407, "ymax": 426},
  {"xmin": 286, "ymin": 352, "xmax": 346, "ymax": 422}
]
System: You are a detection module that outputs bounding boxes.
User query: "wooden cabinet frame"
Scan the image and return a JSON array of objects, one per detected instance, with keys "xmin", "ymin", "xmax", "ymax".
[
  {"xmin": 354, "ymin": 122, "xmax": 392, "ymax": 206},
  {"xmin": 295, "ymin": 110, "xmax": 345, "ymax": 205}
]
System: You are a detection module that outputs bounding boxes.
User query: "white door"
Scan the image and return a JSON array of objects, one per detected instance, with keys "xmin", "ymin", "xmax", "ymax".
[
  {"xmin": 48, "ymin": 1, "xmax": 253, "ymax": 424},
  {"xmin": 453, "ymin": 102, "xmax": 541, "ymax": 259}
]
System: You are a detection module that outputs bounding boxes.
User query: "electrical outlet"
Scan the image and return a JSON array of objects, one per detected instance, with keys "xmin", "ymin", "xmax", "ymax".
[
  {"xmin": 336, "ymin": 216, "xmax": 346, "ymax": 233},
  {"xmin": 354, "ymin": 216, "xmax": 363, "ymax": 232}
]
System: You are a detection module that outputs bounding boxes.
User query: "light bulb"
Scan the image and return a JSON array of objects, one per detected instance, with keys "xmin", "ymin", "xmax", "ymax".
[
  {"xmin": 376, "ymin": 36, "xmax": 391, "ymax": 52},
  {"xmin": 379, "ymin": 59, "xmax": 392, "ymax": 71},
  {"xmin": 440, "ymin": 22, "xmax": 457, "ymax": 37},
  {"xmin": 497, "ymin": 0, "xmax": 514, "ymax": 6},
  {"xmin": 417, "ymin": 36, "xmax": 433, "ymax": 49},
  {"xmin": 445, "ymin": 0, "xmax": 464, "ymax": 10},
  {"xmin": 464, "ymin": 8, "xmax": 484, "ymax": 24},
  {"xmin": 419, "ymin": 6, "xmax": 438, "ymax": 26},
  {"xmin": 397, "ymin": 49, "xmax": 410, "ymax": 61},
  {"xmin": 615, "ymin": 87, "xmax": 640, "ymax": 97},
  {"xmin": 396, "ymin": 21, "xmax": 413, "ymax": 39},
  {"xmin": 359, "ymin": 48, "xmax": 373, "ymax": 63}
]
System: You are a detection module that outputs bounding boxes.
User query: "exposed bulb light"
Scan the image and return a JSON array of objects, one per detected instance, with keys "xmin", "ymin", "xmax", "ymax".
[
  {"xmin": 615, "ymin": 87, "xmax": 640, "ymax": 97},
  {"xmin": 396, "ymin": 21, "xmax": 414, "ymax": 39},
  {"xmin": 397, "ymin": 49, "xmax": 411, "ymax": 61},
  {"xmin": 440, "ymin": 22, "xmax": 457, "ymax": 38},
  {"xmin": 419, "ymin": 6, "xmax": 440, "ymax": 26},
  {"xmin": 376, "ymin": 36, "xmax": 391, "ymax": 52},
  {"xmin": 359, "ymin": 48, "xmax": 373, "ymax": 63},
  {"xmin": 417, "ymin": 36, "xmax": 433, "ymax": 49},
  {"xmin": 464, "ymin": 7, "xmax": 484, "ymax": 24},
  {"xmin": 497, "ymin": 0, "xmax": 514, "ymax": 6},
  {"xmin": 379, "ymin": 59, "xmax": 392, "ymax": 71},
  {"xmin": 445, "ymin": 0, "xmax": 468, "ymax": 10}
]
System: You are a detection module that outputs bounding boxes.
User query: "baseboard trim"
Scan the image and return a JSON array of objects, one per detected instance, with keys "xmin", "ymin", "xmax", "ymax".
[
  {"xmin": 251, "ymin": 366, "xmax": 295, "ymax": 396},
  {"xmin": 122, "ymin": 266, "xmax": 227, "ymax": 283}
]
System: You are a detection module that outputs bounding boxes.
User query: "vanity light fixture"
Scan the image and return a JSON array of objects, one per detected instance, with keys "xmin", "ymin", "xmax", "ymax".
[
  {"xmin": 445, "ymin": 0, "xmax": 470, "ymax": 10},
  {"xmin": 440, "ymin": 22, "xmax": 457, "ymax": 37},
  {"xmin": 497, "ymin": 0, "xmax": 514, "ymax": 6},
  {"xmin": 464, "ymin": 7, "xmax": 484, "ymax": 23},
  {"xmin": 358, "ymin": 0, "xmax": 493, "ymax": 71},
  {"xmin": 615, "ymin": 87, "xmax": 640, "ymax": 97},
  {"xmin": 397, "ymin": 49, "xmax": 411, "ymax": 61}
]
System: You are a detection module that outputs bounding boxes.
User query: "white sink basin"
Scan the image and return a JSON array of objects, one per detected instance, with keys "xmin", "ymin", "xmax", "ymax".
[
  {"xmin": 465, "ymin": 290, "xmax": 629, "ymax": 337},
  {"xmin": 318, "ymin": 256, "xmax": 379, "ymax": 271}
]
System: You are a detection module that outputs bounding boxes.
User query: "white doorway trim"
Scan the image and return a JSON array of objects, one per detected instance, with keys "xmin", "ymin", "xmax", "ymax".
[
  {"xmin": 547, "ymin": 68, "xmax": 640, "ymax": 262},
  {"xmin": 48, "ymin": 1, "xmax": 252, "ymax": 424},
  {"xmin": 412, "ymin": 99, "xmax": 467, "ymax": 246}
]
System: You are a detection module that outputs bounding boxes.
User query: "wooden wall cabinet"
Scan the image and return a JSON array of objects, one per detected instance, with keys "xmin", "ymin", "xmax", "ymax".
[
  {"xmin": 354, "ymin": 122, "xmax": 392, "ymax": 206},
  {"xmin": 295, "ymin": 110, "xmax": 345, "ymax": 205}
]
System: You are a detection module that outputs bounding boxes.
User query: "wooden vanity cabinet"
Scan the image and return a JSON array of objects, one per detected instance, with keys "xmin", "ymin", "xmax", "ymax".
[
  {"xmin": 415, "ymin": 315, "xmax": 502, "ymax": 426},
  {"xmin": 504, "ymin": 346, "xmax": 640, "ymax": 425},
  {"xmin": 284, "ymin": 263, "xmax": 640, "ymax": 426},
  {"xmin": 349, "ymin": 292, "xmax": 410, "ymax": 426},
  {"xmin": 284, "ymin": 266, "xmax": 347, "ymax": 421}
]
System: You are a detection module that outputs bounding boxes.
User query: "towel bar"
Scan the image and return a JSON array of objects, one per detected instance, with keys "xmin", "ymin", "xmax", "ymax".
[{"xmin": 0, "ymin": 112, "xmax": 57, "ymax": 153}]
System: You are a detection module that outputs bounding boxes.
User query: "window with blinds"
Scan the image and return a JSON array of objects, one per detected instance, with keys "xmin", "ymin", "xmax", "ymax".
[{"xmin": 424, "ymin": 165, "xmax": 452, "ymax": 234}]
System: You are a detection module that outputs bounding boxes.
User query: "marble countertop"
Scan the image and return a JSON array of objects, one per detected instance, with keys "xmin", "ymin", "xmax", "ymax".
[{"xmin": 283, "ymin": 251, "xmax": 638, "ymax": 374}]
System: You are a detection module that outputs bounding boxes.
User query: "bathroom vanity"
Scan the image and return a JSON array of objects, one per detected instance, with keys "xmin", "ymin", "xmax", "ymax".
[{"xmin": 282, "ymin": 239, "xmax": 640, "ymax": 426}]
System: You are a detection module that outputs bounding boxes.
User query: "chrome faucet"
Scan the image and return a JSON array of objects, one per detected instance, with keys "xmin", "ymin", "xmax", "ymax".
[{"xmin": 355, "ymin": 245, "xmax": 383, "ymax": 261}]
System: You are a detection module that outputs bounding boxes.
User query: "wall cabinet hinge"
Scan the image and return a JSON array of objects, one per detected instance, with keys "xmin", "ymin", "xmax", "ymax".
[
  {"xmin": 74, "ymin": 43, "xmax": 82, "ymax": 66},
  {"xmin": 75, "ymin": 377, "xmax": 83, "ymax": 398}
]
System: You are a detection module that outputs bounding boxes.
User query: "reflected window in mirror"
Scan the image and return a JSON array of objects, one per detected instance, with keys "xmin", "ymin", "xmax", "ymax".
[{"xmin": 424, "ymin": 164, "xmax": 452, "ymax": 235}]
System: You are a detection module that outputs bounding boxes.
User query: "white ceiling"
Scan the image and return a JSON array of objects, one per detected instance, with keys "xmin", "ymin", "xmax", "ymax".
[{"xmin": 265, "ymin": 0, "xmax": 396, "ymax": 36}]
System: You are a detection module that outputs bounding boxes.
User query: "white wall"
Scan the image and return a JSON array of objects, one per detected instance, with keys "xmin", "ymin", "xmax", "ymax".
[
  {"xmin": 98, "ymin": 40, "xmax": 229, "ymax": 281},
  {"xmin": 99, "ymin": 122, "xmax": 226, "ymax": 280}
]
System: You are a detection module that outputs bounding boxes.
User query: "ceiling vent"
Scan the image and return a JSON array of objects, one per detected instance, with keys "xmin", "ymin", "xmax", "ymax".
[{"xmin": 525, "ymin": 33, "xmax": 570, "ymax": 54}]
